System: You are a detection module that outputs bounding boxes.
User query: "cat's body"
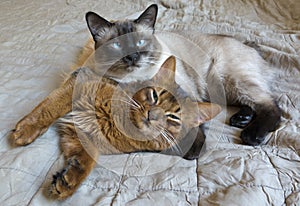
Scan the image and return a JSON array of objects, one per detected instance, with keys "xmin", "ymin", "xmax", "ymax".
[
  {"xmin": 11, "ymin": 56, "xmax": 221, "ymax": 199},
  {"xmin": 10, "ymin": 3, "xmax": 281, "ymax": 199},
  {"xmin": 58, "ymin": 63, "xmax": 201, "ymax": 156},
  {"xmin": 84, "ymin": 4, "xmax": 281, "ymax": 146}
]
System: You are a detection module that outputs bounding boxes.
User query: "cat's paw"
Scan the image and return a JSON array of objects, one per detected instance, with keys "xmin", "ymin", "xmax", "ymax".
[
  {"xmin": 49, "ymin": 165, "xmax": 82, "ymax": 199},
  {"xmin": 183, "ymin": 151, "xmax": 200, "ymax": 160},
  {"xmin": 49, "ymin": 170, "xmax": 74, "ymax": 199},
  {"xmin": 183, "ymin": 141, "xmax": 205, "ymax": 160},
  {"xmin": 240, "ymin": 124, "xmax": 266, "ymax": 146},
  {"xmin": 230, "ymin": 106, "xmax": 255, "ymax": 128},
  {"xmin": 10, "ymin": 119, "xmax": 47, "ymax": 146}
]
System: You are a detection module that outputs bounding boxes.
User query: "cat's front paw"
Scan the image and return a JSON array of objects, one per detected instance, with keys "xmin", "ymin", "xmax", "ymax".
[
  {"xmin": 240, "ymin": 124, "xmax": 266, "ymax": 146},
  {"xmin": 230, "ymin": 106, "xmax": 255, "ymax": 128},
  {"xmin": 10, "ymin": 119, "xmax": 47, "ymax": 146},
  {"xmin": 183, "ymin": 150, "xmax": 200, "ymax": 160},
  {"xmin": 183, "ymin": 140, "xmax": 205, "ymax": 160}
]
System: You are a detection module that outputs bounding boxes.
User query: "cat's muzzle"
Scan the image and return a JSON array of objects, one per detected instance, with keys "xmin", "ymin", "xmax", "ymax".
[{"xmin": 122, "ymin": 52, "xmax": 140, "ymax": 66}]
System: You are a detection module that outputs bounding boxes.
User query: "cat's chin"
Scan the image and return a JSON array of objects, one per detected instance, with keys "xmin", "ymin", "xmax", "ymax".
[
  {"xmin": 115, "ymin": 66, "xmax": 158, "ymax": 83},
  {"xmin": 134, "ymin": 128, "xmax": 162, "ymax": 141},
  {"xmin": 131, "ymin": 120, "xmax": 162, "ymax": 140}
]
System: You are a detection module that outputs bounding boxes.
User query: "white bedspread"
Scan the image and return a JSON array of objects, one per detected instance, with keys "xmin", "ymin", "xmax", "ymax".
[{"xmin": 1, "ymin": 0, "xmax": 299, "ymax": 205}]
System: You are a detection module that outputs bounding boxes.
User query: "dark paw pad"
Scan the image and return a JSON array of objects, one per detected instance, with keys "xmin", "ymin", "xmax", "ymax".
[
  {"xmin": 240, "ymin": 127, "xmax": 265, "ymax": 146},
  {"xmin": 51, "ymin": 169, "xmax": 67, "ymax": 186},
  {"xmin": 230, "ymin": 107, "xmax": 255, "ymax": 128},
  {"xmin": 49, "ymin": 169, "xmax": 73, "ymax": 199}
]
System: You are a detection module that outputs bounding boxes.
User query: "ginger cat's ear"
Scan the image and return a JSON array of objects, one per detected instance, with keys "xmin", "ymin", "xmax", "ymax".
[
  {"xmin": 152, "ymin": 56, "xmax": 176, "ymax": 84},
  {"xmin": 86, "ymin": 12, "xmax": 112, "ymax": 41},
  {"xmin": 135, "ymin": 4, "xmax": 158, "ymax": 29},
  {"xmin": 188, "ymin": 102, "xmax": 222, "ymax": 128}
]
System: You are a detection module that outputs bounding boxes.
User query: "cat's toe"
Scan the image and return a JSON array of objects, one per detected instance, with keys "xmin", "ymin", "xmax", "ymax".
[
  {"xmin": 49, "ymin": 166, "xmax": 84, "ymax": 200},
  {"xmin": 10, "ymin": 128, "xmax": 34, "ymax": 146},
  {"xmin": 230, "ymin": 115, "xmax": 252, "ymax": 128},
  {"xmin": 48, "ymin": 173, "xmax": 62, "ymax": 198},
  {"xmin": 240, "ymin": 127, "xmax": 265, "ymax": 146},
  {"xmin": 230, "ymin": 107, "xmax": 255, "ymax": 128},
  {"xmin": 10, "ymin": 122, "xmax": 47, "ymax": 146},
  {"xmin": 183, "ymin": 152, "xmax": 199, "ymax": 160},
  {"xmin": 49, "ymin": 170, "xmax": 75, "ymax": 200},
  {"xmin": 183, "ymin": 142, "xmax": 205, "ymax": 160}
]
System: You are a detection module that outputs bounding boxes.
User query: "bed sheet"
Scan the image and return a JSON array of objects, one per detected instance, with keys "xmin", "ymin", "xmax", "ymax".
[{"xmin": 0, "ymin": 0, "xmax": 299, "ymax": 205}]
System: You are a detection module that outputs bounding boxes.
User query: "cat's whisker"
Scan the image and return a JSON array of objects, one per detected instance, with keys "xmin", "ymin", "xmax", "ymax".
[
  {"xmin": 97, "ymin": 60, "xmax": 124, "ymax": 66},
  {"xmin": 155, "ymin": 125, "xmax": 182, "ymax": 155},
  {"xmin": 138, "ymin": 59, "xmax": 156, "ymax": 63},
  {"xmin": 161, "ymin": 131, "xmax": 182, "ymax": 155},
  {"xmin": 142, "ymin": 56, "xmax": 156, "ymax": 59},
  {"xmin": 119, "ymin": 91, "xmax": 141, "ymax": 109},
  {"xmin": 109, "ymin": 102, "xmax": 140, "ymax": 115},
  {"xmin": 110, "ymin": 98, "xmax": 140, "ymax": 109},
  {"xmin": 111, "ymin": 92, "xmax": 142, "ymax": 110}
]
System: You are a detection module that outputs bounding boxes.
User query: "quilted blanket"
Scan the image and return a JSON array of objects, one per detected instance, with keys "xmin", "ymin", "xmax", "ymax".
[{"xmin": 1, "ymin": 0, "xmax": 299, "ymax": 205}]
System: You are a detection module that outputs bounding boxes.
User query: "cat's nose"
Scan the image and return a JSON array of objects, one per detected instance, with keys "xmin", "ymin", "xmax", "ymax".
[
  {"xmin": 122, "ymin": 53, "xmax": 140, "ymax": 66},
  {"xmin": 148, "ymin": 107, "xmax": 164, "ymax": 121}
]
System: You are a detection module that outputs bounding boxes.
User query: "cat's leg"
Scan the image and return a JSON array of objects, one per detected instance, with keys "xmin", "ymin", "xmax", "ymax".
[
  {"xmin": 224, "ymin": 65, "xmax": 281, "ymax": 145},
  {"xmin": 49, "ymin": 126, "xmax": 97, "ymax": 199},
  {"xmin": 229, "ymin": 84, "xmax": 281, "ymax": 145},
  {"xmin": 10, "ymin": 69, "xmax": 81, "ymax": 146},
  {"xmin": 230, "ymin": 106, "xmax": 255, "ymax": 128},
  {"xmin": 159, "ymin": 126, "xmax": 205, "ymax": 159},
  {"xmin": 241, "ymin": 101, "xmax": 281, "ymax": 145},
  {"xmin": 183, "ymin": 126, "xmax": 206, "ymax": 160}
]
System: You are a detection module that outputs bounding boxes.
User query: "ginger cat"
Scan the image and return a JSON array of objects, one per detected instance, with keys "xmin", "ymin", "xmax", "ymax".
[{"xmin": 10, "ymin": 56, "xmax": 221, "ymax": 199}]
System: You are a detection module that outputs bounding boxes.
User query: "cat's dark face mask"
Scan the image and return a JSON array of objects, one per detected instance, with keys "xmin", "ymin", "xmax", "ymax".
[{"xmin": 85, "ymin": 4, "xmax": 160, "ymax": 80}]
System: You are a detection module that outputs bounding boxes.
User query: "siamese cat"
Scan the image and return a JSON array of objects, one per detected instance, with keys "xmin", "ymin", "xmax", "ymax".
[{"xmin": 83, "ymin": 4, "xmax": 281, "ymax": 147}]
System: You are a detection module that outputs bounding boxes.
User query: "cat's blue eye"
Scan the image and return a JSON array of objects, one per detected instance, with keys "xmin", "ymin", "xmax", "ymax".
[
  {"xmin": 136, "ymin": 39, "xmax": 146, "ymax": 47},
  {"xmin": 112, "ymin": 42, "xmax": 121, "ymax": 49}
]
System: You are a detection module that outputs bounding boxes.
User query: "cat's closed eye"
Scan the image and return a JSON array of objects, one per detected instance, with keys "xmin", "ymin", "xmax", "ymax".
[
  {"xmin": 166, "ymin": 113, "xmax": 181, "ymax": 126},
  {"xmin": 166, "ymin": 114, "xmax": 180, "ymax": 120}
]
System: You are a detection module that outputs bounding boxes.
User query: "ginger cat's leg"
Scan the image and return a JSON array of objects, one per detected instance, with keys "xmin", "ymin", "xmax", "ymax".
[
  {"xmin": 49, "ymin": 125, "xmax": 97, "ymax": 199},
  {"xmin": 10, "ymin": 71, "xmax": 79, "ymax": 146},
  {"xmin": 11, "ymin": 37, "xmax": 94, "ymax": 146}
]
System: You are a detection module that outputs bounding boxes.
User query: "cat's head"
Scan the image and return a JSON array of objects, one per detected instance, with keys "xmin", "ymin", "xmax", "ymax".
[
  {"xmin": 86, "ymin": 4, "xmax": 161, "ymax": 80},
  {"xmin": 114, "ymin": 56, "xmax": 221, "ymax": 151}
]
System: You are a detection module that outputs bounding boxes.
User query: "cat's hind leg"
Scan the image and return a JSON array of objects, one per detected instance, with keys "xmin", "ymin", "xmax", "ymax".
[
  {"xmin": 241, "ymin": 101, "xmax": 281, "ymax": 146},
  {"xmin": 229, "ymin": 82, "xmax": 281, "ymax": 146},
  {"xmin": 49, "ymin": 125, "xmax": 96, "ymax": 199},
  {"xmin": 50, "ymin": 153, "xmax": 95, "ymax": 199},
  {"xmin": 183, "ymin": 126, "xmax": 206, "ymax": 160}
]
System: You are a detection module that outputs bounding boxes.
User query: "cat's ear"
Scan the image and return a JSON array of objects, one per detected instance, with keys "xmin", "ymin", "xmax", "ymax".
[
  {"xmin": 86, "ymin": 12, "xmax": 113, "ymax": 41},
  {"xmin": 188, "ymin": 102, "xmax": 222, "ymax": 128},
  {"xmin": 135, "ymin": 4, "xmax": 158, "ymax": 29},
  {"xmin": 153, "ymin": 56, "xmax": 176, "ymax": 84}
]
